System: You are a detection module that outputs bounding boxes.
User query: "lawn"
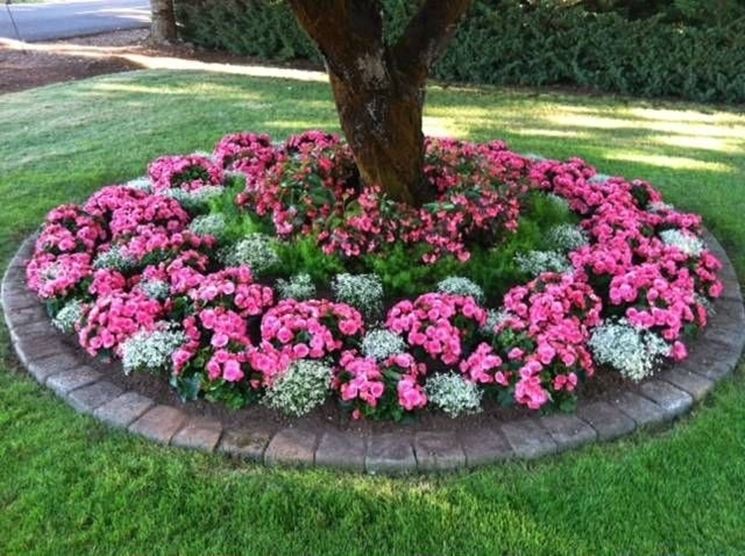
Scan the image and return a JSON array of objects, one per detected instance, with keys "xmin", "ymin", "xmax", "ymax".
[{"xmin": 1, "ymin": 69, "xmax": 744, "ymax": 555}]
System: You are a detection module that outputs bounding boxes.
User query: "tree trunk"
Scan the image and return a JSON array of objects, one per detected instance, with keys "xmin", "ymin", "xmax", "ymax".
[
  {"xmin": 287, "ymin": 0, "xmax": 473, "ymax": 207},
  {"xmin": 150, "ymin": 0, "xmax": 177, "ymax": 44},
  {"xmin": 329, "ymin": 70, "xmax": 429, "ymax": 206}
]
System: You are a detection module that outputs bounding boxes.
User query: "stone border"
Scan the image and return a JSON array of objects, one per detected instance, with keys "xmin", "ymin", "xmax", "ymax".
[{"xmin": 2, "ymin": 230, "xmax": 743, "ymax": 474}]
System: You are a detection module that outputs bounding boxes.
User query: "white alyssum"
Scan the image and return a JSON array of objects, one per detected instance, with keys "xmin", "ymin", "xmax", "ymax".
[
  {"xmin": 425, "ymin": 373, "xmax": 483, "ymax": 418},
  {"xmin": 121, "ymin": 327, "xmax": 187, "ymax": 375},
  {"xmin": 124, "ymin": 176, "xmax": 153, "ymax": 193},
  {"xmin": 547, "ymin": 223, "xmax": 588, "ymax": 252},
  {"xmin": 276, "ymin": 273, "xmax": 316, "ymax": 301},
  {"xmin": 516, "ymin": 249, "xmax": 571, "ymax": 276},
  {"xmin": 263, "ymin": 360, "xmax": 332, "ymax": 417},
  {"xmin": 221, "ymin": 234, "xmax": 280, "ymax": 276},
  {"xmin": 163, "ymin": 185, "xmax": 224, "ymax": 212},
  {"xmin": 53, "ymin": 299, "xmax": 85, "ymax": 333},
  {"xmin": 648, "ymin": 201, "xmax": 675, "ymax": 213},
  {"xmin": 660, "ymin": 229, "xmax": 705, "ymax": 258},
  {"xmin": 140, "ymin": 279, "xmax": 170, "ymax": 300},
  {"xmin": 332, "ymin": 273, "xmax": 384, "ymax": 319},
  {"xmin": 93, "ymin": 245, "xmax": 135, "ymax": 272},
  {"xmin": 480, "ymin": 308, "xmax": 509, "ymax": 336},
  {"xmin": 588, "ymin": 319, "xmax": 670, "ymax": 382},
  {"xmin": 588, "ymin": 173, "xmax": 612, "ymax": 184},
  {"xmin": 361, "ymin": 329, "xmax": 407, "ymax": 361},
  {"xmin": 189, "ymin": 213, "xmax": 228, "ymax": 241},
  {"xmin": 437, "ymin": 276, "xmax": 485, "ymax": 303}
]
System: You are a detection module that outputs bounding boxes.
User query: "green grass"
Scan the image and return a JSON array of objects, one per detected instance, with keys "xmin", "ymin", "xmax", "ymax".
[{"xmin": 1, "ymin": 70, "xmax": 744, "ymax": 555}]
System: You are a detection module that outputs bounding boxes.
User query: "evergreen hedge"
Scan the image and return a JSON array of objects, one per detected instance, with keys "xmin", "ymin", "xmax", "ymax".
[{"xmin": 174, "ymin": 0, "xmax": 745, "ymax": 104}]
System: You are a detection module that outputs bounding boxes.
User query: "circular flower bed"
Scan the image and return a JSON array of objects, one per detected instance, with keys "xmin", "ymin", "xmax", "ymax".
[{"xmin": 25, "ymin": 131, "xmax": 724, "ymax": 421}]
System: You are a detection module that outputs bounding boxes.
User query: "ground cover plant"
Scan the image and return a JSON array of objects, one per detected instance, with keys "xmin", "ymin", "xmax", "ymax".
[
  {"xmin": 1, "ymin": 70, "xmax": 745, "ymax": 554},
  {"xmin": 24, "ymin": 128, "xmax": 724, "ymax": 420}
]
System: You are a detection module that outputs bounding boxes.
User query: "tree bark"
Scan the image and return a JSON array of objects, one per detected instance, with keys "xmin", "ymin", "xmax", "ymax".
[
  {"xmin": 150, "ymin": 0, "xmax": 177, "ymax": 44},
  {"xmin": 288, "ymin": 0, "xmax": 472, "ymax": 206}
]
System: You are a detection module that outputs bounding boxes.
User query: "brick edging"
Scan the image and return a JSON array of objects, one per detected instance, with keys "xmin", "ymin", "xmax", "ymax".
[{"xmin": 2, "ymin": 230, "xmax": 743, "ymax": 474}]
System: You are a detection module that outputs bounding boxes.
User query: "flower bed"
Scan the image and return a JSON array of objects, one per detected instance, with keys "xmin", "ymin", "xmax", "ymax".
[{"xmin": 25, "ymin": 132, "xmax": 724, "ymax": 421}]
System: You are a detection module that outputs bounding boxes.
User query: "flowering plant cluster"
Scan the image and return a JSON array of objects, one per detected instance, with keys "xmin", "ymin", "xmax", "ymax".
[
  {"xmin": 148, "ymin": 154, "xmax": 224, "ymax": 193},
  {"xmin": 24, "ymin": 131, "xmax": 724, "ymax": 420},
  {"xmin": 236, "ymin": 133, "xmax": 530, "ymax": 263}
]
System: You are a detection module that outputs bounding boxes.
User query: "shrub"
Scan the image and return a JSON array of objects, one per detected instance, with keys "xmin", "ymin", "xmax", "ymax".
[{"xmin": 174, "ymin": 0, "xmax": 745, "ymax": 103}]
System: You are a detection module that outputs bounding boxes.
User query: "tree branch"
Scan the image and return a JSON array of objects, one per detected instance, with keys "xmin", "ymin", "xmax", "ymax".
[
  {"xmin": 287, "ymin": 0, "xmax": 387, "ymax": 84},
  {"xmin": 393, "ymin": 0, "xmax": 473, "ymax": 80}
]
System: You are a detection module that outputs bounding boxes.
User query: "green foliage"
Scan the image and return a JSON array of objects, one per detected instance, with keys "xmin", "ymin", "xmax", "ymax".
[
  {"xmin": 174, "ymin": 0, "xmax": 745, "ymax": 103},
  {"xmin": 275, "ymin": 236, "xmax": 346, "ymax": 286},
  {"xmin": 356, "ymin": 191, "xmax": 576, "ymax": 304}
]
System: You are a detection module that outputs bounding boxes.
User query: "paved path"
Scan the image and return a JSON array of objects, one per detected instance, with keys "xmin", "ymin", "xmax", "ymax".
[{"xmin": 0, "ymin": 0, "xmax": 149, "ymax": 42}]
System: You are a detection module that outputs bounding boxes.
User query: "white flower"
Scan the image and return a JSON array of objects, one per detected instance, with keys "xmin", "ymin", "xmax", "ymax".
[
  {"xmin": 524, "ymin": 153, "xmax": 546, "ymax": 161},
  {"xmin": 163, "ymin": 185, "xmax": 224, "ymax": 212},
  {"xmin": 221, "ymin": 234, "xmax": 280, "ymax": 276},
  {"xmin": 140, "ymin": 279, "xmax": 170, "ymax": 300},
  {"xmin": 361, "ymin": 329, "xmax": 407, "ymax": 361},
  {"xmin": 121, "ymin": 327, "xmax": 186, "ymax": 375},
  {"xmin": 437, "ymin": 276, "xmax": 485, "ymax": 303},
  {"xmin": 425, "ymin": 373, "xmax": 483, "ymax": 418},
  {"xmin": 515, "ymin": 250, "xmax": 571, "ymax": 276},
  {"xmin": 124, "ymin": 176, "xmax": 153, "ymax": 193},
  {"xmin": 263, "ymin": 360, "xmax": 332, "ymax": 416},
  {"xmin": 93, "ymin": 245, "xmax": 135, "ymax": 272},
  {"xmin": 276, "ymin": 273, "xmax": 316, "ymax": 301},
  {"xmin": 480, "ymin": 308, "xmax": 509, "ymax": 336},
  {"xmin": 53, "ymin": 299, "xmax": 85, "ymax": 333},
  {"xmin": 649, "ymin": 201, "xmax": 675, "ymax": 213},
  {"xmin": 588, "ymin": 173, "xmax": 612, "ymax": 184},
  {"xmin": 547, "ymin": 224, "xmax": 588, "ymax": 252},
  {"xmin": 189, "ymin": 213, "xmax": 228, "ymax": 241},
  {"xmin": 332, "ymin": 273, "xmax": 384, "ymax": 319},
  {"xmin": 588, "ymin": 319, "xmax": 670, "ymax": 382},
  {"xmin": 659, "ymin": 229, "xmax": 704, "ymax": 258}
]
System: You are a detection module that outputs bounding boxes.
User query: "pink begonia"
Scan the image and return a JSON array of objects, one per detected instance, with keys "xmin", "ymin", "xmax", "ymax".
[
  {"xmin": 459, "ymin": 343, "xmax": 503, "ymax": 384},
  {"xmin": 260, "ymin": 299, "xmax": 364, "ymax": 366},
  {"xmin": 89, "ymin": 268, "xmax": 127, "ymax": 296},
  {"xmin": 238, "ymin": 134, "xmax": 528, "ymax": 263},
  {"xmin": 78, "ymin": 291, "xmax": 162, "ymax": 356},
  {"xmin": 35, "ymin": 204, "xmax": 107, "ymax": 255},
  {"xmin": 83, "ymin": 185, "xmax": 148, "ymax": 221},
  {"xmin": 109, "ymin": 195, "xmax": 190, "ymax": 239},
  {"xmin": 397, "ymin": 374, "xmax": 427, "ymax": 411},
  {"xmin": 386, "ymin": 293, "xmax": 486, "ymax": 366},
  {"xmin": 188, "ymin": 266, "xmax": 274, "ymax": 318},
  {"xmin": 337, "ymin": 351, "xmax": 386, "ymax": 408},
  {"xmin": 212, "ymin": 132, "xmax": 278, "ymax": 174},
  {"xmin": 148, "ymin": 154, "xmax": 224, "ymax": 192},
  {"xmin": 26, "ymin": 252, "xmax": 93, "ymax": 300}
]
